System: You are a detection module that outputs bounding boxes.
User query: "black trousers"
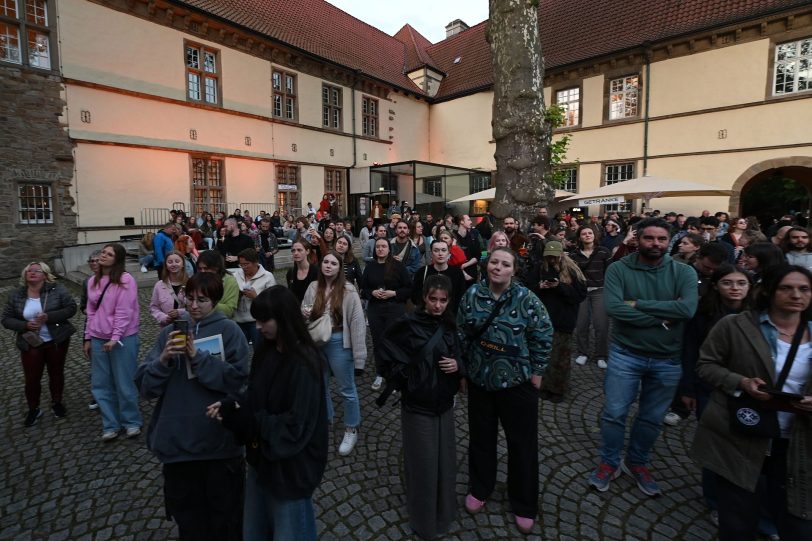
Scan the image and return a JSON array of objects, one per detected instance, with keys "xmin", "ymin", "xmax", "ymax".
[
  {"xmin": 468, "ymin": 381, "xmax": 539, "ymax": 518},
  {"xmin": 367, "ymin": 302, "xmax": 406, "ymax": 376},
  {"xmin": 162, "ymin": 457, "xmax": 245, "ymax": 541},
  {"xmin": 716, "ymin": 438, "xmax": 812, "ymax": 541}
]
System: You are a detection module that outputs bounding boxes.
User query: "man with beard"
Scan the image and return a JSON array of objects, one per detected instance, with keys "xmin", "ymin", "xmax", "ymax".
[
  {"xmin": 217, "ymin": 217, "xmax": 254, "ymax": 269},
  {"xmin": 257, "ymin": 218, "xmax": 279, "ymax": 272},
  {"xmin": 503, "ymin": 215, "xmax": 527, "ymax": 253},
  {"xmin": 587, "ymin": 218, "xmax": 697, "ymax": 497},
  {"xmin": 783, "ymin": 226, "xmax": 812, "ymax": 270},
  {"xmin": 390, "ymin": 220, "xmax": 421, "ymax": 276}
]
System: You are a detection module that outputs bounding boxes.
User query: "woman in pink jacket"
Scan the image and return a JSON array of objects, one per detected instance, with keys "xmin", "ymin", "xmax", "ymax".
[
  {"xmin": 149, "ymin": 251, "xmax": 188, "ymax": 327},
  {"xmin": 83, "ymin": 243, "xmax": 142, "ymax": 442}
]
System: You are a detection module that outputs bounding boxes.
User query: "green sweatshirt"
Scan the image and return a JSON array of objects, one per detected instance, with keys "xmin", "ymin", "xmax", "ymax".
[
  {"xmin": 215, "ymin": 273, "xmax": 239, "ymax": 319},
  {"xmin": 604, "ymin": 253, "xmax": 697, "ymax": 358}
]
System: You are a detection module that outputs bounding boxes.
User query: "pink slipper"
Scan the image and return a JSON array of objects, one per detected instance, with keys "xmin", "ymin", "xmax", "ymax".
[
  {"xmin": 464, "ymin": 494, "xmax": 485, "ymax": 514},
  {"xmin": 515, "ymin": 515, "xmax": 535, "ymax": 534}
]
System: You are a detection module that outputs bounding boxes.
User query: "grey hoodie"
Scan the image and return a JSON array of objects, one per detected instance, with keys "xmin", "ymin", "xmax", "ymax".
[{"xmin": 135, "ymin": 311, "xmax": 250, "ymax": 463}]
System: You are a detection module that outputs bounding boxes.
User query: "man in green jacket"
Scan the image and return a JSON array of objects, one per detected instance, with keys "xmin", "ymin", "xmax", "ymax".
[{"xmin": 588, "ymin": 218, "xmax": 698, "ymax": 497}]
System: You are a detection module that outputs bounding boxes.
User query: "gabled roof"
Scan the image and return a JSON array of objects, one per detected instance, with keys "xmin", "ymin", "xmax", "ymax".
[
  {"xmin": 175, "ymin": 0, "xmax": 810, "ymax": 101},
  {"xmin": 393, "ymin": 24, "xmax": 441, "ymax": 74}
]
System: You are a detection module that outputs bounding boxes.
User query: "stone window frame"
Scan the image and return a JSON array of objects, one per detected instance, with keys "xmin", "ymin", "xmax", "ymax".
[
  {"xmin": 190, "ymin": 156, "xmax": 226, "ymax": 216},
  {"xmin": 361, "ymin": 96, "xmax": 378, "ymax": 138},
  {"xmin": 0, "ymin": 0, "xmax": 56, "ymax": 71},
  {"xmin": 559, "ymin": 166, "xmax": 578, "ymax": 193},
  {"xmin": 768, "ymin": 29, "xmax": 812, "ymax": 98},
  {"xmin": 17, "ymin": 181, "xmax": 54, "ymax": 225},
  {"xmin": 607, "ymin": 74, "xmax": 640, "ymax": 121},
  {"xmin": 324, "ymin": 168, "xmax": 345, "ymax": 216},
  {"xmin": 602, "ymin": 161, "xmax": 635, "ymax": 212},
  {"xmin": 272, "ymin": 68, "xmax": 297, "ymax": 121},
  {"xmin": 276, "ymin": 164, "xmax": 301, "ymax": 214},
  {"xmin": 322, "ymin": 83, "xmax": 343, "ymax": 131},
  {"xmin": 553, "ymin": 85, "xmax": 582, "ymax": 128},
  {"xmin": 185, "ymin": 40, "xmax": 221, "ymax": 106}
]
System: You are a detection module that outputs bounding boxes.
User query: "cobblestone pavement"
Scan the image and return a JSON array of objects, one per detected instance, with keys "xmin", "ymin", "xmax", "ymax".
[{"xmin": 0, "ymin": 279, "xmax": 718, "ymax": 541}]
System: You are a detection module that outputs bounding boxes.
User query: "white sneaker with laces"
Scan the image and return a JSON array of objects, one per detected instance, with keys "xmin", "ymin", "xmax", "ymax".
[
  {"xmin": 371, "ymin": 376, "xmax": 383, "ymax": 391},
  {"xmin": 101, "ymin": 431, "xmax": 118, "ymax": 442},
  {"xmin": 663, "ymin": 412, "xmax": 681, "ymax": 426},
  {"xmin": 575, "ymin": 355, "xmax": 588, "ymax": 366},
  {"xmin": 338, "ymin": 429, "xmax": 358, "ymax": 456},
  {"xmin": 125, "ymin": 427, "xmax": 142, "ymax": 438},
  {"xmin": 140, "ymin": 265, "xmax": 148, "ymax": 273},
  {"xmin": 597, "ymin": 359, "xmax": 608, "ymax": 369}
]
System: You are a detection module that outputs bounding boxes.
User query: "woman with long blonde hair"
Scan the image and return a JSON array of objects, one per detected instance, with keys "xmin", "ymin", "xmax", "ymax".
[{"xmin": 302, "ymin": 251, "xmax": 366, "ymax": 456}]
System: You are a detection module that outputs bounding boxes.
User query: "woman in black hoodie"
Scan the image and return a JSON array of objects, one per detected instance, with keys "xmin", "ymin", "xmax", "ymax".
[
  {"xmin": 377, "ymin": 274, "xmax": 464, "ymax": 540},
  {"xmin": 208, "ymin": 286, "xmax": 328, "ymax": 541}
]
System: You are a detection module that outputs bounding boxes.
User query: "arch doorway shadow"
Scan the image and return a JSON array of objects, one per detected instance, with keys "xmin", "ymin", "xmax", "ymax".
[{"xmin": 730, "ymin": 157, "xmax": 812, "ymax": 224}]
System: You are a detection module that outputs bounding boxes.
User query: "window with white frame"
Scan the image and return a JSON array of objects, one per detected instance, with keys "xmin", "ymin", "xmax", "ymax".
[
  {"xmin": 191, "ymin": 157, "xmax": 225, "ymax": 216},
  {"xmin": 561, "ymin": 167, "xmax": 577, "ymax": 192},
  {"xmin": 604, "ymin": 163, "xmax": 633, "ymax": 212},
  {"xmin": 324, "ymin": 168, "xmax": 345, "ymax": 216},
  {"xmin": 276, "ymin": 165, "xmax": 301, "ymax": 214},
  {"xmin": 18, "ymin": 183, "xmax": 53, "ymax": 224},
  {"xmin": 322, "ymin": 84, "xmax": 342, "ymax": 130},
  {"xmin": 609, "ymin": 75, "xmax": 639, "ymax": 120},
  {"xmin": 774, "ymin": 38, "xmax": 812, "ymax": 95},
  {"xmin": 186, "ymin": 42, "xmax": 220, "ymax": 105},
  {"xmin": 362, "ymin": 96, "xmax": 378, "ymax": 137},
  {"xmin": 0, "ymin": 0, "xmax": 52, "ymax": 69},
  {"xmin": 555, "ymin": 88, "xmax": 580, "ymax": 127},
  {"xmin": 272, "ymin": 69, "xmax": 297, "ymax": 120},
  {"xmin": 424, "ymin": 178, "xmax": 442, "ymax": 198},
  {"xmin": 470, "ymin": 173, "xmax": 491, "ymax": 193}
]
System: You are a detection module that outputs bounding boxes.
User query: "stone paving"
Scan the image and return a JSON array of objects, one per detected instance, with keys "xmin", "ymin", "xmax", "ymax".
[{"xmin": 0, "ymin": 279, "xmax": 720, "ymax": 541}]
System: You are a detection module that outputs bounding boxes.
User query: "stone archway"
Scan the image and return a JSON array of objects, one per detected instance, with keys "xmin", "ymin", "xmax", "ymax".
[{"xmin": 729, "ymin": 156, "xmax": 812, "ymax": 216}]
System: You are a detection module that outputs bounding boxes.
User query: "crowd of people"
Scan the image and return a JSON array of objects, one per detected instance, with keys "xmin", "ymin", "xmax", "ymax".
[{"xmin": 3, "ymin": 200, "xmax": 812, "ymax": 540}]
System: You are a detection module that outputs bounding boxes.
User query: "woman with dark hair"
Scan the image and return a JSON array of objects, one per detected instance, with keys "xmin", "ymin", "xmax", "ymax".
[
  {"xmin": 458, "ymin": 247, "xmax": 553, "ymax": 535},
  {"xmin": 377, "ymin": 274, "xmax": 464, "ymax": 540},
  {"xmin": 302, "ymin": 251, "xmax": 366, "ymax": 456},
  {"xmin": 83, "ymin": 243, "xmax": 142, "ymax": 441},
  {"xmin": 570, "ymin": 225, "xmax": 612, "ymax": 369},
  {"xmin": 136, "ymin": 272, "xmax": 250, "ymax": 541},
  {"xmin": 149, "ymin": 251, "xmax": 188, "ymax": 327},
  {"xmin": 409, "ymin": 220, "xmax": 430, "ymax": 266},
  {"xmin": 361, "ymin": 237, "xmax": 412, "ymax": 391},
  {"xmin": 2, "ymin": 262, "xmax": 77, "ymax": 426},
  {"xmin": 743, "ymin": 242, "xmax": 785, "ymax": 285},
  {"xmin": 334, "ymin": 235, "xmax": 361, "ymax": 288},
  {"xmin": 286, "ymin": 240, "xmax": 318, "ymax": 302},
  {"xmin": 234, "ymin": 248, "xmax": 276, "ymax": 345},
  {"xmin": 321, "ymin": 226, "xmax": 337, "ymax": 252},
  {"xmin": 673, "ymin": 232, "xmax": 706, "ymax": 264},
  {"xmin": 208, "ymin": 286, "xmax": 328, "ymax": 541},
  {"xmin": 196, "ymin": 250, "xmax": 239, "ymax": 319},
  {"xmin": 693, "ymin": 265, "xmax": 812, "ymax": 540}
]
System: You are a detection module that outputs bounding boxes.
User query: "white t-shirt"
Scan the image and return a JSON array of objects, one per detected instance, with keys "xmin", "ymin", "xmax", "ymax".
[
  {"xmin": 23, "ymin": 298, "xmax": 53, "ymax": 342},
  {"xmin": 774, "ymin": 340, "xmax": 812, "ymax": 437}
]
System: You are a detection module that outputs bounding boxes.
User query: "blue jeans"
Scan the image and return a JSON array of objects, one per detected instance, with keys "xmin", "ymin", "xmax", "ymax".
[
  {"xmin": 138, "ymin": 254, "xmax": 154, "ymax": 268},
  {"xmin": 243, "ymin": 466, "xmax": 317, "ymax": 541},
  {"xmin": 322, "ymin": 332, "xmax": 360, "ymax": 428},
  {"xmin": 238, "ymin": 321, "xmax": 258, "ymax": 346},
  {"xmin": 91, "ymin": 335, "xmax": 142, "ymax": 432},
  {"xmin": 599, "ymin": 343, "xmax": 681, "ymax": 467}
]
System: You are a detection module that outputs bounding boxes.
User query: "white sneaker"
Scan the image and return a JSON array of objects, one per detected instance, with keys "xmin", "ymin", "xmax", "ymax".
[
  {"xmin": 663, "ymin": 412, "xmax": 681, "ymax": 426},
  {"xmin": 140, "ymin": 265, "xmax": 148, "ymax": 273},
  {"xmin": 338, "ymin": 429, "xmax": 358, "ymax": 456},
  {"xmin": 575, "ymin": 355, "xmax": 588, "ymax": 366},
  {"xmin": 597, "ymin": 359, "xmax": 608, "ymax": 369},
  {"xmin": 371, "ymin": 376, "xmax": 383, "ymax": 391},
  {"xmin": 101, "ymin": 431, "xmax": 118, "ymax": 442},
  {"xmin": 125, "ymin": 427, "xmax": 142, "ymax": 438}
]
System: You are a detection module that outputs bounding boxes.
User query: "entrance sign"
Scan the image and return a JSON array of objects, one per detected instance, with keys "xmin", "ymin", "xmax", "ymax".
[
  {"xmin": 578, "ymin": 195, "xmax": 626, "ymax": 206},
  {"xmin": 278, "ymin": 184, "xmax": 298, "ymax": 191}
]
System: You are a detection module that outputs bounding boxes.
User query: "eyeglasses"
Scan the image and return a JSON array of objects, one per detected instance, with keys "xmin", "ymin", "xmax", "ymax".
[{"xmin": 188, "ymin": 296, "xmax": 212, "ymax": 305}]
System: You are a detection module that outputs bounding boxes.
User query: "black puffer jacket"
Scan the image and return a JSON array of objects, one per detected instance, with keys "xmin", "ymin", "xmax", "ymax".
[
  {"xmin": 526, "ymin": 266, "xmax": 587, "ymax": 333},
  {"xmin": 2, "ymin": 282, "xmax": 77, "ymax": 351},
  {"xmin": 377, "ymin": 310, "xmax": 464, "ymax": 416}
]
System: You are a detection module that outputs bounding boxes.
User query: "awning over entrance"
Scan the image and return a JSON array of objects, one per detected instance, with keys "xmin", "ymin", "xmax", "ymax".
[{"xmin": 357, "ymin": 160, "xmax": 492, "ymax": 216}]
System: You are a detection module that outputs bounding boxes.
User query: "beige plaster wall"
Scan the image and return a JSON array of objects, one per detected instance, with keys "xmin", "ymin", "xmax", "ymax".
[
  {"xmin": 222, "ymin": 158, "xmax": 276, "ymax": 205},
  {"xmin": 429, "ymin": 92, "xmax": 495, "ymax": 170},
  {"xmin": 649, "ymin": 40, "xmax": 770, "ymax": 117},
  {"xmin": 387, "ymin": 93, "xmax": 430, "ymax": 163},
  {"xmin": 580, "ymin": 75, "xmax": 604, "ymax": 128}
]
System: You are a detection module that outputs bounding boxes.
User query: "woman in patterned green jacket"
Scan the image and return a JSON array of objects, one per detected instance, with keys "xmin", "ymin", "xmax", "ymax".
[{"xmin": 457, "ymin": 247, "xmax": 553, "ymax": 535}]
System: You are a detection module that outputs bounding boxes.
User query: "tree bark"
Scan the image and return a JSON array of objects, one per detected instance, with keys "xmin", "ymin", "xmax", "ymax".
[{"xmin": 488, "ymin": 0, "xmax": 552, "ymax": 224}]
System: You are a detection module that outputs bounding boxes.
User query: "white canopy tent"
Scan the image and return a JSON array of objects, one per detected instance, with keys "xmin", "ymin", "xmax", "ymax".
[
  {"xmin": 560, "ymin": 175, "xmax": 733, "ymax": 208},
  {"xmin": 449, "ymin": 187, "xmax": 576, "ymax": 204}
]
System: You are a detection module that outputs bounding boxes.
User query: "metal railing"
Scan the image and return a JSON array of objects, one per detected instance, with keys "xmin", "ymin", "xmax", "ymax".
[{"xmin": 140, "ymin": 208, "xmax": 172, "ymax": 232}]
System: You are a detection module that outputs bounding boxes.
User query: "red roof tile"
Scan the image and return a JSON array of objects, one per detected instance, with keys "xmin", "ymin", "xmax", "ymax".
[{"xmin": 175, "ymin": 0, "xmax": 810, "ymax": 100}]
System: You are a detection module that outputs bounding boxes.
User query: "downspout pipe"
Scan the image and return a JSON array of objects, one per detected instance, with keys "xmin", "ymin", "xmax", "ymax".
[{"xmin": 641, "ymin": 45, "xmax": 652, "ymax": 213}]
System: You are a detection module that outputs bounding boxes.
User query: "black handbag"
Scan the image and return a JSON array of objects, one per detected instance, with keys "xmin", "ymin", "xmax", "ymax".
[{"xmin": 727, "ymin": 321, "xmax": 805, "ymax": 438}]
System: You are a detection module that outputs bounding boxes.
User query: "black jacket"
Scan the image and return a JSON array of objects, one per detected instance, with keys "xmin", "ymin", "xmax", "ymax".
[
  {"xmin": 220, "ymin": 345, "xmax": 328, "ymax": 499},
  {"xmin": 2, "ymin": 282, "xmax": 77, "ymax": 351},
  {"xmin": 377, "ymin": 311, "xmax": 464, "ymax": 415},
  {"xmin": 526, "ymin": 267, "xmax": 587, "ymax": 333}
]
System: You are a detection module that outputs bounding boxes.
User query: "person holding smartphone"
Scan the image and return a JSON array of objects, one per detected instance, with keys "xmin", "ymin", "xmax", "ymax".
[{"xmin": 136, "ymin": 272, "xmax": 250, "ymax": 540}]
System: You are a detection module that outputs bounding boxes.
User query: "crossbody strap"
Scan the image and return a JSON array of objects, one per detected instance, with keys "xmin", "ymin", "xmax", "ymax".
[
  {"xmin": 468, "ymin": 296, "xmax": 509, "ymax": 342},
  {"xmin": 774, "ymin": 320, "xmax": 807, "ymax": 389},
  {"xmin": 94, "ymin": 281, "xmax": 113, "ymax": 311}
]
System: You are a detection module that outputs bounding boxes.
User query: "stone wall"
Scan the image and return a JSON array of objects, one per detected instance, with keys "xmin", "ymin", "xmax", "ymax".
[{"xmin": 0, "ymin": 65, "xmax": 76, "ymax": 279}]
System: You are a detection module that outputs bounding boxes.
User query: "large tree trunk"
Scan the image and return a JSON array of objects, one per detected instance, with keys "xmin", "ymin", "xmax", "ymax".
[{"xmin": 488, "ymin": 0, "xmax": 552, "ymax": 224}]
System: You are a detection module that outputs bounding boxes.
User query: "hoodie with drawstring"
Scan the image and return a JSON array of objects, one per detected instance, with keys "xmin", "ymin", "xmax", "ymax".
[
  {"xmin": 604, "ymin": 252, "xmax": 698, "ymax": 358},
  {"xmin": 135, "ymin": 310, "xmax": 250, "ymax": 463}
]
